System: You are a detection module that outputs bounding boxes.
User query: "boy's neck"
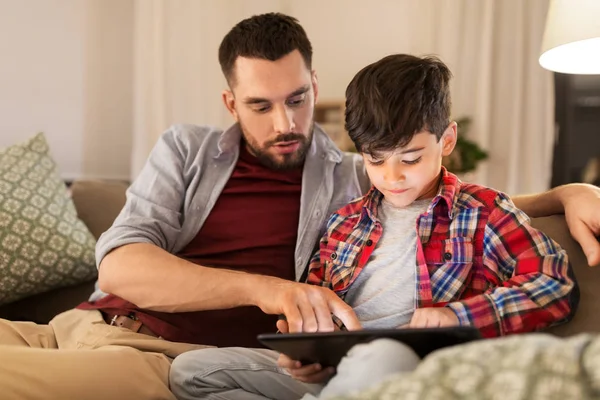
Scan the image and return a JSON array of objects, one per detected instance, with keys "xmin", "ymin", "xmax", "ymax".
[
  {"xmin": 381, "ymin": 170, "xmax": 443, "ymax": 209},
  {"xmin": 417, "ymin": 171, "xmax": 444, "ymax": 201}
]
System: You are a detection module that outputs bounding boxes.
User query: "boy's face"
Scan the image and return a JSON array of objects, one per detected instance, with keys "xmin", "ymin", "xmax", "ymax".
[
  {"xmin": 222, "ymin": 50, "xmax": 318, "ymax": 170},
  {"xmin": 362, "ymin": 123, "xmax": 457, "ymax": 208}
]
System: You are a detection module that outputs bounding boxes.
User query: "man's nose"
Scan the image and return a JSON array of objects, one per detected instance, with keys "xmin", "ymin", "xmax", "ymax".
[{"xmin": 272, "ymin": 105, "xmax": 295, "ymax": 134}]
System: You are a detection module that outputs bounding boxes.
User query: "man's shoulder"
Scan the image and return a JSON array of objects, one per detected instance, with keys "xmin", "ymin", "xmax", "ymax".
[
  {"xmin": 332, "ymin": 151, "xmax": 370, "ymax": 195},
  {"xmin": 161, "ymin": 124, "xmax": 224, "ymax": 147},
  {"xmin": 151, "ymin": 124, "xmax": 232, "ymax": 165}
]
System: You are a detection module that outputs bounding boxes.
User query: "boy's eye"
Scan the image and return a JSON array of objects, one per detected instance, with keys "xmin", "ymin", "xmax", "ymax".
[
  {"xmin": 403, "ymin": 157, "xmax": 422, "ymax": 165},
  {"xmin": 368, "ymin": 159, "xmax": 385, "ymax": 166}
]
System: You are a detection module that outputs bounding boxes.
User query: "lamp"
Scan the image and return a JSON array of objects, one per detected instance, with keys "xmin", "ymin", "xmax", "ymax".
[{"xmin": 539, "ymin": 0, "xmax": 600, "ymax": 74}]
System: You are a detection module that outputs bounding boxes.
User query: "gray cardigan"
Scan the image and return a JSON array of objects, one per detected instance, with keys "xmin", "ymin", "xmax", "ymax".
[{"xmin": 95, "ymin": 123, "xmax": 370, "ymax": 286}]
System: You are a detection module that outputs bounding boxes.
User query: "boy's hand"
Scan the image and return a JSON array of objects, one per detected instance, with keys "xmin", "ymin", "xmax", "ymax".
[
  {"xmin": 275, "ymin": 319, "xmax": 336, "ymax": 383},
  {"xmin": 408, "ymin": 308, "xmax": 459, "ymax": 328},
  {"xmin": 277, "ymin": 353, "xmax": 335, "ymax": 384}
]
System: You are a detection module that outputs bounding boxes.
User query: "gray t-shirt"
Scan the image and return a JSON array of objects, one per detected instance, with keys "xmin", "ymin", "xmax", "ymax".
[{"xmin": 344, "ymin": 198, "xmax": 431, "ymax": 329}]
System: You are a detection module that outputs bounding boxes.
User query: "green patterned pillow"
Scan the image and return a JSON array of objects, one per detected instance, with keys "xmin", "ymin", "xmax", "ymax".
[{"xmin": 0, "ymin": 133, "xmax": 97, "ymax": 305}]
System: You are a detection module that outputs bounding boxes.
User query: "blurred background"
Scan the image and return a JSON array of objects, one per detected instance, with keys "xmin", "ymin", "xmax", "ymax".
[{"xmin": 1, "ymin": 0, "xmax": 599, "ymax": 194}]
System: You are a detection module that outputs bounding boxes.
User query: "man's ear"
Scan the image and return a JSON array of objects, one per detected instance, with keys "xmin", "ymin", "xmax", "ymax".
[
  {"xmin": 222, "ymin": 89, "xmax": 239, "ymax": 122},
  {"xmin": 311, "ymin": 70, "xmax": 319, "ymax": 105},
  {"xmin": 441, "ymin": 121, "xmax": 458, "ymax": 157}
]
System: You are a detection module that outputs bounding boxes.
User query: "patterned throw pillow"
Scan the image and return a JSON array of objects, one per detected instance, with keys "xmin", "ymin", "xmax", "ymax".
[{"xmin": 0, "ymin": 133, "xmax": 97, "ymax": 305}]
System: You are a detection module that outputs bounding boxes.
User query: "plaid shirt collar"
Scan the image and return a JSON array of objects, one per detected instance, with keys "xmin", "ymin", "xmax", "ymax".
[{"xmin": 358, "ymin": 167, "xmax": 459, "ymax": 225}]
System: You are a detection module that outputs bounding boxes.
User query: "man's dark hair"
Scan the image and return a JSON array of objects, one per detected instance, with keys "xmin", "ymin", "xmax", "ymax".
[
  {"xmin": 345, "ymin": 54, "xmax": 452, "ymax": 155},
  {"xmin": 218, "ymin": 13, "xmax": 313, "ymax": 86}
]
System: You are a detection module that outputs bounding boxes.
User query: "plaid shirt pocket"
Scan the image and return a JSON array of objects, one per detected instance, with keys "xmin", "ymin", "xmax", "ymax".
[
  {"xmin": 322, "ymin": 238, "xmax": 363, "ymax": 292},
  {"xmin": 425, "ymin": 237, "xmax": 476, "ymax": 303}
]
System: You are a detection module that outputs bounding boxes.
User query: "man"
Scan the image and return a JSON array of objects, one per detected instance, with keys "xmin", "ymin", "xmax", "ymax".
[{"xmin": 0, "ymin": 12, "xmax": 599, "ymax": 400}]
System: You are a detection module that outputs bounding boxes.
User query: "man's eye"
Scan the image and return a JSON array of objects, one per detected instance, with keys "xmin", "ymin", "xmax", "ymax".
[
  {"xmin": 287, "ymin": 96, "xmax": 306, "ymax": 107},
  {"xmin": 254, "ymin": 105, "xmax": 271, "ymax": 113},
  {"xmin": 403, "ymin": 157, "xmax": 422, "ymax": 165}
]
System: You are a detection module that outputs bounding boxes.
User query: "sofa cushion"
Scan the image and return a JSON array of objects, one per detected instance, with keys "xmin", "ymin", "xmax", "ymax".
[
  {"xmin": 532, "ymin": 215, "xmax": 599, "ymax": 336},
  {"xmin": 0, "ymin": 133, "xmax": 97, "ymax": 305},
  {"xmin": 70, "ymin": 180, "xmax": 128, "ymax": 240}
]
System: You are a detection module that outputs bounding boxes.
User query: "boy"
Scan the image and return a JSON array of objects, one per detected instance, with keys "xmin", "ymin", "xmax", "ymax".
[
  {"xmin": 170, "ymin": 54, "xmax": 578, "ymax": 400},
  {"xmin": 305, "ymin": 53, "xmax": 577, "ymax": 335},
  {"xmin": 276, "ymin": 53, "xmax": 578, "ymax": 398}
]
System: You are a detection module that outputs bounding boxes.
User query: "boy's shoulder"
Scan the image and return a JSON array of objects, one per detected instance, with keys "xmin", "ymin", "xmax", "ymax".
[
  {"xmin": 454, "ymin": 181, "xmax": 513, "ymax": 213},
  {"xmin": 330, "ymin": 194, "xmax": 369, "ymax": 219},
  {"xmin": 323, "ymin": 194, "xmax": 371, "ymax": 234}
]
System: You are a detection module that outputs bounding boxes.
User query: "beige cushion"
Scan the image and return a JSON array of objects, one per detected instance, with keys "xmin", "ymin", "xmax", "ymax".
[
  {"xmin": 0, "ymin": 133, "xmax": 98, "ymax": 305},
  {"xmin": 70, "ymin": 180, "xmax": 128, "ymax": 240},
  {"xmin": 532, "ymin": 215, "xmax": 599, "ymax": 336}
]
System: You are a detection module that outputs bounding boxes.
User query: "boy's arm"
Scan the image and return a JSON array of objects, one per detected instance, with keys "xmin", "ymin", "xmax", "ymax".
[{"xmin": 447, "ymin": 193, "xmax": 578, "ymax": 338}]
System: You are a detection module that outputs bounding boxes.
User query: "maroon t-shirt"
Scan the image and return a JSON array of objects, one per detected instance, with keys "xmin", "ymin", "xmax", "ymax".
[{"xmin": 79, "ymin": 144, "xmax": 302, "ymax": 347}]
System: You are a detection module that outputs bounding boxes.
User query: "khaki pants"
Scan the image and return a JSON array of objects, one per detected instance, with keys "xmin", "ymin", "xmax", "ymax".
[{"xmin": 0, "ymin": 308, "xmax": 208, "ymax": 400}]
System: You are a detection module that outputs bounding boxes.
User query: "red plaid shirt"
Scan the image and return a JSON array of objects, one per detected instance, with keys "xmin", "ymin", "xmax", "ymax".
[{"xmin": 307, "ymin": 168, "xmax": 578, "ymax": 337}]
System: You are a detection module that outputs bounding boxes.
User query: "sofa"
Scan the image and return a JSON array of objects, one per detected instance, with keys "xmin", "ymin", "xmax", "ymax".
[
  {"xmin": 0, "ymin": 180, "xmax": 127, "ymax": 323},
  {"xmin": 0, "ymin": 180, "xmax": 597, "ymax": 337}
]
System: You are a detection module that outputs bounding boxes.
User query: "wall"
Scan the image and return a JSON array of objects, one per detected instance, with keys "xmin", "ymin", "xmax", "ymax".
[
  {"xmin": 0, "ymin": 0, "xmax": 553, "ymax": 193},
  {"xmin": 289, "ymin": 1, "xmax": 424, "ymax": 101},
  {"xmin": 0, "ymin": 0, "xmax": 133, "ymax": 180}
]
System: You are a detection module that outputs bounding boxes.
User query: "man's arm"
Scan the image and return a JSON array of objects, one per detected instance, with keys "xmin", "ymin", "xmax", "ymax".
[
  {"xmin": 99, "ymin": 243, "xmax": 269, "ymax": 312},
  {"xmin": 96, "ymin": 126, "xmax": 358, "ymax": 332},
  {"xmin": 98, "ymin": 243, "xmax": 358, "ymax": 332},
  {"xmin": 512, "ymin": 183, "xmax": 600, "ymax": 266},
  {"xmin": 511, "ymin": 190, "xmax": 562, "ymax": 218}
]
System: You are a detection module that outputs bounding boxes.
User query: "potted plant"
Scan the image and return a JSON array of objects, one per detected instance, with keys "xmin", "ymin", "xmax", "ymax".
[{"xmin": 443, "ymin": 116, "xmax": 488, "ymax": 178}]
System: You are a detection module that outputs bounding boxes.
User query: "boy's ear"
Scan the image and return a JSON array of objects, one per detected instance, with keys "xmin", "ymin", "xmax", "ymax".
[
  {"xmin": 222, "ymin": 89, "xmax": 239, "ymax": 122},
  {"xmin": 441, "ymin": 121, "xmax": 458, "ymax": 157}
]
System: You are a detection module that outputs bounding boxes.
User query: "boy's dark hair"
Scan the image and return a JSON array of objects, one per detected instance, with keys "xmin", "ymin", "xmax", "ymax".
[
  {"xmin": 345, "ymin": 54, "xmax": 452, "ymax": 155},
  {"xmin": 218, "ymin": 13, "xmax": 313, "ymax": 86}
]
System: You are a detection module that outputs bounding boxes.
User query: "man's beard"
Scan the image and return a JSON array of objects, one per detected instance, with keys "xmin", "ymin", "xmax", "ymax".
[{"xmin": 240, "ymin": 122, "xmax": 314, "ymax": 170}]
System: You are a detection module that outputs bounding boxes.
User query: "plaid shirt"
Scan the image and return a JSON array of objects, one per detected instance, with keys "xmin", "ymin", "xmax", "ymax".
[{"xmin": 307, "ymin": 168, "xmax": 578, "ymax": 337}]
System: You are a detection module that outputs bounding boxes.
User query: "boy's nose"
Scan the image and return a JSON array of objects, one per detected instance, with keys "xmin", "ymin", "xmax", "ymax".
[{"xmin": 384, "ymin": 165, "xmax": 405, "ymax": 184}]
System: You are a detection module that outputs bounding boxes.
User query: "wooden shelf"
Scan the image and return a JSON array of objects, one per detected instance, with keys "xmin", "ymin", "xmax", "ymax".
[{"xmin": 314, "ymin": 99, "xmax": 355, "ymax": 151}]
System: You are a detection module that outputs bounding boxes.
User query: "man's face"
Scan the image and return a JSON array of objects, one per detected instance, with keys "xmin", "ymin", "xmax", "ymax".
[
  {"xmin": 222, "ymin": 50, "xmax": 318, "ymax": 170},
  {"xmin": 362, "ymin": 125, "xmax": 457, "ymax": 208}
]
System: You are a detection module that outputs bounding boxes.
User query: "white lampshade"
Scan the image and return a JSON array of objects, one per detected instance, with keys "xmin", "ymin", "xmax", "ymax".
[{"xmin": 539, "ymin": 0, "xmax": 600, "ymax": 74}]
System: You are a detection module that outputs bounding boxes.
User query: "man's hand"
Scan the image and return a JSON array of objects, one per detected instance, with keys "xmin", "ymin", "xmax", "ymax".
[
  {"xmin": 408, "ymin": 307, "xmax": 459, "ymax": 328},
  {"xmin": 253, "ymin": 278, "xmax": 361, "ymax": 333},
  {"xmin": 560, "ymin": 183, "xmax": 600, "ymax": 266}
]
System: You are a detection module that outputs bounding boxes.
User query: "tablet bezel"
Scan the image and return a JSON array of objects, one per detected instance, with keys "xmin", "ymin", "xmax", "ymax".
[{"xmin": 258, "ymin": 326, "xmax": 482, "ymax": 367}]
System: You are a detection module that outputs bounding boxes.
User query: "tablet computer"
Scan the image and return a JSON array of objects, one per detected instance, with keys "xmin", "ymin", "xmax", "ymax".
[{"xmin": 258, "ymin": 326, "xmax": 481, "ymax": 368}]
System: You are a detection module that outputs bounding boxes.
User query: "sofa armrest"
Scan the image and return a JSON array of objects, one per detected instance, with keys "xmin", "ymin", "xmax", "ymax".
[
  {"xmin": 70, "ymin": 180, "xmax": 128, "ymax": 240},
  {"xmin": 531, "ymin": 215, "xmax": 598, "ymax": 336}
]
